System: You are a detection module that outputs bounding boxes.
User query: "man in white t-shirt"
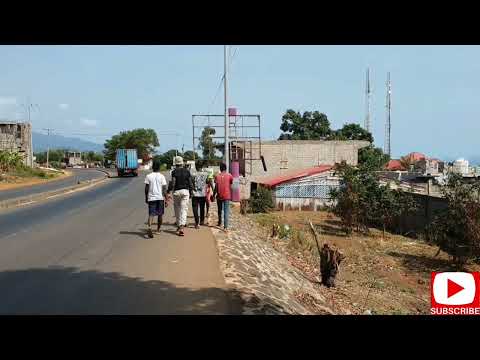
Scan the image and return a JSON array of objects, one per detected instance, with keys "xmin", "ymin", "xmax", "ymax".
[{"xmin": 144, "ymin": 159, "xmax": 168, "ymax": 238}]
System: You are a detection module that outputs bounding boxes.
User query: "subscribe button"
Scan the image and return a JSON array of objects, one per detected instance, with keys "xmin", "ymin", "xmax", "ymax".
[{"xmin": 431, "ymin": 272, "xmax": 480, "ymax": 315}]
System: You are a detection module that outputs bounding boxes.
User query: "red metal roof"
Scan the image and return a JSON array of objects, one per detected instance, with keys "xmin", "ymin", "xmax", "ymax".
[
  {"xmin": 385, "ymin": 159, "xmax": 405, "ymax": 171},
  {"xmin": 254, "ymin": 165, "xmax": 333, "ymax": 187},
  {"xmin": 406, "ymin": 152, "xmax": 426, "ymax": 162}
]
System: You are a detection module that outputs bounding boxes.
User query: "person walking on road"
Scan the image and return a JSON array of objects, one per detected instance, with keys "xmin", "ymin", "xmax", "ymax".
[
  {"xmin": 205, "ymin": 168, "xmax": 214, "ymax": 223},
  {"xmin": 213, "ymin": 163, "xmax": 233, "ymax": 232},
  {"xmin": 167, "ymin": 156, "xmax": 193, "ymax": 236},
  {"xmin": 191, "ymin": 165, "xmax": 209, "ymax": 229},
  {"xmin": 145, "ymin": 159, "xmax": 168, "ymax": 238}
]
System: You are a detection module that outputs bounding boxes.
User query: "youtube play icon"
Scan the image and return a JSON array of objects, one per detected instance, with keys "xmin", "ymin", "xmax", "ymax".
[
  {"xmin": 448, "ymin": 279, "xmax": 465, "ymax": 298},
  {"xmin": 431, "ymin": 272, "xmax": 480, "ymax": 314}
]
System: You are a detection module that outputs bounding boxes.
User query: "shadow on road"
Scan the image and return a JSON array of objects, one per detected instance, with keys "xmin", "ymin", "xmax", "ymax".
[
  {"xmin": 0, "ymin": 266, "xmax": 247, "ymax": 315},
  {"xmin": 118, "ymin": 230, "xmax": 149, "ymax": 239}
]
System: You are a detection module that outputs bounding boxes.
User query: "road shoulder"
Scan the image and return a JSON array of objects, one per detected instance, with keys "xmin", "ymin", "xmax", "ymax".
[{"xmin": 209, "ymin": 202, "xmax": 335, "ymax": 315}]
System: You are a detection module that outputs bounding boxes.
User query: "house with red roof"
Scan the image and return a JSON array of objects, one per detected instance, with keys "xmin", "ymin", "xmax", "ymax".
[
  {"xmin": 385, "ymin": 159, "xmax": 406, "ymax": 171},
  {"xmin": 251, "ymin": 165, "xmax": 340, "ymax": 211}
]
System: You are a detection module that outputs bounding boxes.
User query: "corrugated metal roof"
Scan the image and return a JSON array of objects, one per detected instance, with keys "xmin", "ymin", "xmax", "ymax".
[
  {"xmin": 253, "ymin": 165, "xmax": 333, "ymax": 187},
  {"xmin": 386, "ymin": 159, "xmax": 405, "ymax": 171}
]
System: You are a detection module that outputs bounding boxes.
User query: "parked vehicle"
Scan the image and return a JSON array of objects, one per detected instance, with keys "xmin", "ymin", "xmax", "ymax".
[{"xmin": 116, "ymin": 149, "xmax": 138, "ymax": 177}]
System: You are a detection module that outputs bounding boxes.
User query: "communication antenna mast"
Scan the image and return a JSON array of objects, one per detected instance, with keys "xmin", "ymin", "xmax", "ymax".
[
  {"xmin": 364, "ymin": 67, "xmax": 372, "ymax": 133},
  {"xmin": 384, "ymin": 72, "xmax": 392, "ymax": 157}
]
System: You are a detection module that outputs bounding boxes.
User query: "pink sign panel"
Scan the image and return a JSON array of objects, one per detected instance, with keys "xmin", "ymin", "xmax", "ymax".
[{"xmin": 231, "ymin": 161, "xmax": 240, "ymax": 202}]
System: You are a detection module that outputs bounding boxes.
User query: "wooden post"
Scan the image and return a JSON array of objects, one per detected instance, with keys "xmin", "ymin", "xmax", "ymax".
[{"xmin": 309, "ymin": 220, "xmax": 345, "ymax": 287}]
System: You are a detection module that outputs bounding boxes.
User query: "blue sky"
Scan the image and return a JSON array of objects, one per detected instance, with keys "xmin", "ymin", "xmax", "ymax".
[{"xmin": 0, "ymin": 45, "xmax": 479, "ymax": 161}]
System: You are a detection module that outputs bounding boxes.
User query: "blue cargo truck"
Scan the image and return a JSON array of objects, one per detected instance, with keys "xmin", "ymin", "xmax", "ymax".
[{"xmin": 116, "ymin": 149, "xmax": 139, "ymax": 177}]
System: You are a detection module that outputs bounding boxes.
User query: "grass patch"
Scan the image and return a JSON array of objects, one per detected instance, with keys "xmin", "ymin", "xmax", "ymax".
[
  {"xmin": 9, "ymin": 166, "xmax": 58, "ymax": 179},
  {"xmin": 252, "ymin": 213, "xmax": 278, "ymax": 228}
]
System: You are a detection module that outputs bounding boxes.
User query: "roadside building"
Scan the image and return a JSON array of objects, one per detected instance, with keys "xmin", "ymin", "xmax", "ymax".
[
  {"xmin": 452, "ymin": 158, "xmax": 469, "ymax": 175},
  {"xmin": 65, "ymin": 151, "xmax": 82, "ymax": 167},
  {"xmin": 236, "ymin": 139, "xmax": 369, "ymax": 199},
  {"xmin": 414, "ymin": 158, "xmax": 445, "ymax": 175},
  {"xmin": 251, "ymin": 165, "xmax": 339, "ymax": 211},
  {"xmin": 0, "ymin": 121, "xmax": 33, "ymax": 167}
]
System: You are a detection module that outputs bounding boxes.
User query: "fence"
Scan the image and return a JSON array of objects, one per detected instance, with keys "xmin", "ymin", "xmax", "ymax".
[{"xmin": 273, "ymin": 176, "xmax": 340, "ymax": 211}]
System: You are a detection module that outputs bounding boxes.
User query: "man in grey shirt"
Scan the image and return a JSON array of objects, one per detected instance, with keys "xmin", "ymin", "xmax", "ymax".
[{"xmin": 191, "ymin": 164, "xmax": 208, "ymax": 229}]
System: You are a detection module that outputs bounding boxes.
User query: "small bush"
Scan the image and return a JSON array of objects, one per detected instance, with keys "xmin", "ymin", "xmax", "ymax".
[
  {"xmin": 278, "ymin": 224, "xmax": 292, "ymax": 239},
  {"xmin": 249, "ymin": 186, "xmax": 274, "ymax": 213}
]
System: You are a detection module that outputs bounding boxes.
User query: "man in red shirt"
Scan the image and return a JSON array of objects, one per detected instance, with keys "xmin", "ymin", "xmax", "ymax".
[{"xmin": 213, "ymin": 162, "xmax": 233, "ymax": 231}]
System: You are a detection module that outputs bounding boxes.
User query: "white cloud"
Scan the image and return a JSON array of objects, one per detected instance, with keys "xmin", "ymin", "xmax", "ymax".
[
  {"xmin": 81, "ymin": 117, "xmax": 98, "ymax": 127},
  {"xmin": 58, "ymin": 103, "xmax": 69, "ymax": 110}
]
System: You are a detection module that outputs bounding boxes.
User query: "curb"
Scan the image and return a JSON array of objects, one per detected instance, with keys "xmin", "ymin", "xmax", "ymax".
[
  {"xmin": 0, "ymin": 174, "xmax": 109, "ymax": 210},
  {"xmin": 94, "ymin": 168, "xmax": 115, "ymax": 178}
]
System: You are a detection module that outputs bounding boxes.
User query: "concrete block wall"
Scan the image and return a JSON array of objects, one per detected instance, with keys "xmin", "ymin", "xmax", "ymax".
[
  {"xmin": 1, "ymin": 122, "xmax": 33, "ymax": 167},
  {"xmin": 250, "ymin": 140, "xmax": 370, "ymax": 178}
]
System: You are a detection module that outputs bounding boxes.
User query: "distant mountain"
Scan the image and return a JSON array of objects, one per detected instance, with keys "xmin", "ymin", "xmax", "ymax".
[{"xmin": 32, "ymin": 132, "xmax": 104, "ymax": 153}]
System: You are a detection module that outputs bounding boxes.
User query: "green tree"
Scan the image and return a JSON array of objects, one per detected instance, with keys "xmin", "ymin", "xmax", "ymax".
[
  {"xmin": 279, "ymin": 110, "xmax": 332, "ymax": 140},
  {"xmin": 199, "ymin": 127, "xmax": 218, "ymax": 160},
  {"xmin": 358, "ymin": 145, "xmax": 390, "ymax": 171},
  {"xmin": 330, "ymin": 123, "xmax": 373, "ymax": 143},
  {"xmin": 153, "ymin": 149, "xmax": 178, "ymax": 168},
  {"xmin": 330, "ymin": 162, "xmax": 417, "ymax": 236},
  {"xmin": 82, "ymin": 151, "xmax": 103, "ymax": 163},
  {"xmin": 104, "ymin": 128, "xmax": 159, "ymax": 162},
  {"xmin": 182, "ymin": 150, "xmax": 198, "ymax": 161},
  {"xmin": 426, "ymin": 173, "xmax": 480, "ymax": 265}
]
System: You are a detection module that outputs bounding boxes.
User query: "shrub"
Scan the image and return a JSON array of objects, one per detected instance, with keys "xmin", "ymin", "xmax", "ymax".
[
  {"xmin": 425, "ymin": 173, "xmax": 480, "ymax": 265},
  {"xmin": 0, "ymin": 150, "xmax": 24, "ymax": 172},
  {"xmin": 330, "ymin": 162, "xmax": 418, "ymax": 236},
  {"xmin": 278, "ymin": 224, "xmax": 292, "ymax": 239},
  {"xmin": 249, "ymin": 186, "xmax": 275, "ymax": 213}
]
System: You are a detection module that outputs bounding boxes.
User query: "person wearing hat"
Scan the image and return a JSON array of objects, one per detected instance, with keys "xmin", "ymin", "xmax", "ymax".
[{"xmin": 167, "ymin": 156, "xmax": 193, "ymax": 236}]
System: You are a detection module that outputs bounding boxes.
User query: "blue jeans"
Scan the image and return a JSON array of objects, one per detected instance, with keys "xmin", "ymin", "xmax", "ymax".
[{"xmin": 217, "ymin": 199, "xmax": 230, "ymax": 229}]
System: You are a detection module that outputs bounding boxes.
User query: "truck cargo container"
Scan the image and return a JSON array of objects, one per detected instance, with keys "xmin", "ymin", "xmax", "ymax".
[{"xmin": 116, "ymin": 149, "xmax": 138, "ymax": 177}]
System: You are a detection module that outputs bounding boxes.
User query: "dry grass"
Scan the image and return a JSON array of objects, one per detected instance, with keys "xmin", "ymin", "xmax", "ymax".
[
  {"xmin": 0, "ymin": 169, "xmax": 66, "ymax": 190},
  {"xmin": 248, "ymin": 209, "xmax": 480, "ymax": 315}
]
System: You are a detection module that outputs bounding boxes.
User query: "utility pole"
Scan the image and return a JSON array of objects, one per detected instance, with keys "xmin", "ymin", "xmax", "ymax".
[
  {"xmin": 364, "ymin": 67, "xmax": 372, "ymax": 133},
  {"xmin": 224, "ymin": 45, "xmax": 230, "ymax": 172},
  {"xmin": 20, "ymin": 98, "xmax": 39, "ymax": 167},
  {"xmin": 43, "ymin": 128, "xmax": 54, "ymax": 168},
  {"xmin": 384, "ymin": 72, "xmax": 392, "ymax": 157}
]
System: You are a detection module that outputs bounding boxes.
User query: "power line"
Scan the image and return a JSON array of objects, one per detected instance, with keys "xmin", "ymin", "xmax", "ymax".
[{"xmin": 206, "ymin": 46, "xmax": 239, "ymax": 116}]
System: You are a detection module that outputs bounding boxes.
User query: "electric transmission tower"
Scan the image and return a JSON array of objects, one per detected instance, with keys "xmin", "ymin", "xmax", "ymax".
[
  {"xmin": 364, "ymin": 67, "xmax": 372, "ymax": 133},
  {"xmin": 384, "ymin": 72, "xmax": 392, "ymax": 157}
]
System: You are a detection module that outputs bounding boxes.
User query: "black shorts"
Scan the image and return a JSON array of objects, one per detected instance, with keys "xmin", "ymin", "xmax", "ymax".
[{"xmin": 148, "ymin": 200, "xmax": 165, "ymax": 217}]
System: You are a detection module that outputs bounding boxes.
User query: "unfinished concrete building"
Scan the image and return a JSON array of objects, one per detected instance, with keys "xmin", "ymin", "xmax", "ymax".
[
  {"xmin": 0, "ymin": 121, "xmax": 33, "ymax": 167},
  {"xmin": 234, "ymin": 140, "xmax": 370, "ymax": 178},
  {"xmin": 234, "ymin": 139, "xmax": 370, "ymax": 199}
]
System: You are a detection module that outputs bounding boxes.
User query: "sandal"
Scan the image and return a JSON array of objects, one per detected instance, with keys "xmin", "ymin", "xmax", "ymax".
[{"xmin": 147, "ymin": 229, "xmax": 154, "ymax": 238}]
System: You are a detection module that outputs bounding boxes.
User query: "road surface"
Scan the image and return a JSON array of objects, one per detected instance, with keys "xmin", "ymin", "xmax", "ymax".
[
  {"xmin": 0, "ymin": 168, "xmax": 106, "ymax": 202},
  {"xmin": 0, "ymin": 172, "xmax": 239, "ymax": 314}
]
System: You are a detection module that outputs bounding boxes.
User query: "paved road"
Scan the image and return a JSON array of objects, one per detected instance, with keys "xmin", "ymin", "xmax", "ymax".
[
  {"xmin": 0, "ymin": 168, "xmax": 106, "ymax": 202},
  {"xmin": 0, "ymin": 172, "xmax": 238, "ymax": 314}
]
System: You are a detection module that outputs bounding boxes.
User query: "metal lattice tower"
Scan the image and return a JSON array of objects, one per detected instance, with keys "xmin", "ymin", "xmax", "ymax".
[
  {"xmin": 384, "ymin": 72, "xmax": 392, "ymax": 157},
  {"xmin": 364, "ymin": 67, "xmax": 372, "ymax": 133}
]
